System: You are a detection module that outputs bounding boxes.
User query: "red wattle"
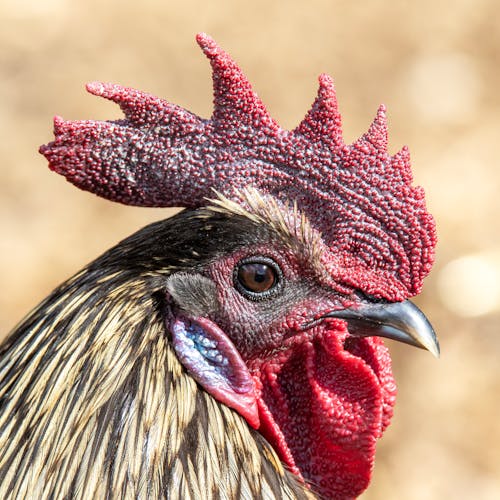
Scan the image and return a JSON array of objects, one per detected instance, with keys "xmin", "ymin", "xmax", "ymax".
[{"xmin": 253, "ymin": 324, "xmax": 396, "ymax": 499}]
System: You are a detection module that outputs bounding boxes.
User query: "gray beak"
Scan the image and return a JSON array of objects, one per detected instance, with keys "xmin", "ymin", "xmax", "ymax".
[{"xmin": 326, "ymin": 299, "xmax": 440, "ymax": 358}]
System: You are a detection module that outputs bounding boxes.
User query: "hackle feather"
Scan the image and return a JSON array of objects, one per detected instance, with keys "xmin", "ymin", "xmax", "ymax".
[{"xmin": 0, "ymin": 210, "xmax": 312, "ymax": 499}]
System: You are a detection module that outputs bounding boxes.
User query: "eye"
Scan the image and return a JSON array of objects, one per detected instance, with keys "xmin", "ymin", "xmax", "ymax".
[
  {"xmin": 239, "ymin": 263, "xmax": 275, "ymax": 292},
  {"xmin": 234, "ymin": 257, "xmax": 282, "ymax": 300}
]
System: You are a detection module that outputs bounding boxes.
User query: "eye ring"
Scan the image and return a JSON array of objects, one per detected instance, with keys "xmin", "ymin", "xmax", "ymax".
[{"xmin": 233, "ymin": 256, "xmax": 283, "ymax": 301}]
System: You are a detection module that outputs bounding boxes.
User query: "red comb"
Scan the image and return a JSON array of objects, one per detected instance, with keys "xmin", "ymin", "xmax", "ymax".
[{"xmin": 40, "ymin": 33, "xmax": 436, "ymax": 296}]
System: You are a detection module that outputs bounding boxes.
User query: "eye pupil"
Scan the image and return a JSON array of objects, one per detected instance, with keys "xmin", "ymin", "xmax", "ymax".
[
  {"xmin": 237, "ymin": 263, "xmax": 276, "ymax": 293},
  {"xmin": 254, "ymin": 267, "xmax": 267, "ymax": 283}
]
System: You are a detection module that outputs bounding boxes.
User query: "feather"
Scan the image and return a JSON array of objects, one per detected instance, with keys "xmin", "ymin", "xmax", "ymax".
[{"xmin": 0, "ymin": 209, "xmax": 313, "ymax": 499}]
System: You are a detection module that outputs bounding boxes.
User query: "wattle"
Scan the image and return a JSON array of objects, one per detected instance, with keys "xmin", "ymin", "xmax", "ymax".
[{"xmin": 252, "ymin": 322, "xmax": 396, "ymax": 499}]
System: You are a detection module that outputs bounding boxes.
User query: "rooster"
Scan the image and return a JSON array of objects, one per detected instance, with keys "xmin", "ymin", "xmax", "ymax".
[{"xmin": 0, "ymin": 34, "xmax": 438, "ymax": 499}]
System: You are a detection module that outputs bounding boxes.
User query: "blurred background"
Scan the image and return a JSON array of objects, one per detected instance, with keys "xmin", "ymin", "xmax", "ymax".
[{"xmin": 0, "ymin": 0, "xmax": 498, "ymax": 498}]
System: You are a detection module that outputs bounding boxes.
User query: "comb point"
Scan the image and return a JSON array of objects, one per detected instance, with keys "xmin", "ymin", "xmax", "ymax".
[
  {"xmin": 365, "ymin": 104, "xmax": 388, "ymax": 151},
  {"xmin": 196, "ymin": 32, "xmax": 218, "ymax": 56},
  {"xmin": 86, "ymin": 81, "xmax": 106, "ymax": 96}
]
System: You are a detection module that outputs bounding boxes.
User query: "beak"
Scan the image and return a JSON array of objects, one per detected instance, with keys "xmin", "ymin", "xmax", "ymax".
[{"xmin": 326, "ymin": 299, "xmax": 440, "ymax": 358}]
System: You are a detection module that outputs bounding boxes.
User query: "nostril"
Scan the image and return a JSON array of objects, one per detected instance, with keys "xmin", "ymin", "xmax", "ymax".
[{"xmin": 355, "ymin": 290, "xmax": 390, "ymax": 304}]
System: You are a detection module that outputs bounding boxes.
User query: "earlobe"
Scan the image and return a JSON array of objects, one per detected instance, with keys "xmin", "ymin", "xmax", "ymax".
[{"xmin": 170, "ymin": 314, "xmax": 260, "ymax": 429}]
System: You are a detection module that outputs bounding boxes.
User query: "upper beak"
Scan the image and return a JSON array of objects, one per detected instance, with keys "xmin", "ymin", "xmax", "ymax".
[{"xmin": 326, "ymin": 299, "xmax": 440, "ymax": 358}]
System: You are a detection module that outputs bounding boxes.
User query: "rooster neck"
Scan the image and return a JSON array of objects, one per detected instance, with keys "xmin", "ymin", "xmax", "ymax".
[{"xmin": 0, "ymin": 252, "xmax": 312, "ymax": 498}]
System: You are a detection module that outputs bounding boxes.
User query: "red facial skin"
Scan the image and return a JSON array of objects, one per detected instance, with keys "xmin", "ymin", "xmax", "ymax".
[
  {"xmin": 254, "ymin": 330, "xmax": 395, "ymax": 499},
  {"xmin": 201, "ymin": 244, "xmax": 397, "ymax": 499}
]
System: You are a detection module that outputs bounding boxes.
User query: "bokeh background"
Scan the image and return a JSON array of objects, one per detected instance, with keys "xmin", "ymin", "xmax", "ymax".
[{"xmin": 1, "ymin": 0, "xmax": 499, "ymax": 498}]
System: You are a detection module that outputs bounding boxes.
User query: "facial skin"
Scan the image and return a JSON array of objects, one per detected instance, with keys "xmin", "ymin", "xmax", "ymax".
[{"xmin": 160, "ymin": 206, "xmax": 394, "ymax": 498}]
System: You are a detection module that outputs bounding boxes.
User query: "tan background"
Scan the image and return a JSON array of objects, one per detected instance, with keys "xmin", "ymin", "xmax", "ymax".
[{"xmin": 1, "ymin": 1, "xmax": 499, "ymax": 498}]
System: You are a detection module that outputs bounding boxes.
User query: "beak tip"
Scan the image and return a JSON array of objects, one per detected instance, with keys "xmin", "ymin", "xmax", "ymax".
[
  {"xmin": 416, "ymin": 324, "xmax": 440, "ymax": 358},
  {"xmin": 429, "ymin": 338, "xmax": 440, "ymax": 359}
]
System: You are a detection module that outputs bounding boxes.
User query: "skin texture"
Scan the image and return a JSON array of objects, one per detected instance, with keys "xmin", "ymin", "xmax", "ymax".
[
  {"xmin": 1, "ymin": 34, "xmax": 437, "ymax": 499},
  {"xmin": 171, "ymin": 198, "xmax": 398, "ymax": 497}
]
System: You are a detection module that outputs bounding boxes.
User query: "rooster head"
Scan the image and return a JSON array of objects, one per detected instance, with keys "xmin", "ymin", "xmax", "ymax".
[{"xmin": 40, "ymin": 33, "xmax": 438, "ymax": 499}]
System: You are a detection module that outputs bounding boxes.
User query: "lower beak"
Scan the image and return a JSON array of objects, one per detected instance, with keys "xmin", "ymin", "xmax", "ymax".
[{"xmin": 326, "ymin": 299, "xmax": 440, "ymax": 358}]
